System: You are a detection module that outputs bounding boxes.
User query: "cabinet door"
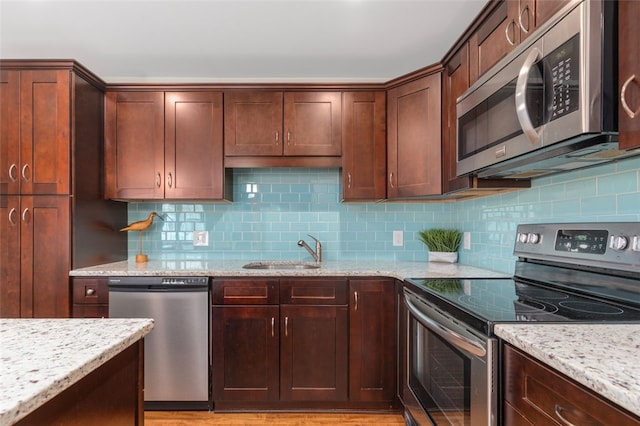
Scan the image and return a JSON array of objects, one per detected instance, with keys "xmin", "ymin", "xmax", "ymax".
[
  {"xmin": 619, "ymin": 0, "xmax": 640, "ymax": 150},
  {"xmin": 165, "ymin": 91, "xmax": 225, "ymax": 199},
  {"xmin": 442, "ymin": 45, "xmax": 471, "ymax": 194},
  {"xmin": 20, "ymin": 70, "xmax": 71, "ymax": 195},
  {"xmin": 0, "ymin": 195, "xmax": 21, "ymax": 317},
  {"xmin": 0, "ymin": 70, "xmax": 20, "ymax": 195},
  {"xmin": 105, "ymin": 91, "xmax": 164, "ymax": 199},
  {"xmin": 224, "ymin": 91, "xmax": 283, "ymax": 156},
  {"xmin": 20, "ymin": 196, "xmax": 70, "ymax": 317},
  {"xmin": 470, "ymin": 0, "xmax": 535, "ymax": 83},
  {"xmin": 387, "ymin": 73, "xmax": 442, "ymax": 198},
  {"xmin": 280, "ymin": 304, "xmax": 348, "ymax": 401},
  {"xmin": 283, "ymin": 92, "xmax": 342, "ymax": 156},
  {"xmin": 211, "ymin": 305, "xmax": 280, "ymax": 402},
  {"xmin": 342, "ymin": 91, "xmax": 386, "ymax": 201},
  {"xmin": 349, "ymin": 279, "xmax": 396, "ymax": 402}
]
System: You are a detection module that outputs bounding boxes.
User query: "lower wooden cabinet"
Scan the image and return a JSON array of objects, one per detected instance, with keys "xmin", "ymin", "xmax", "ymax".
[
  {"xmin": 503, "ymin": 343, "xmax": 640, "ymax": 425},
  {"xmin": 71, "ymin": 277, "xmax": 109, "ymax": 318},
  {"xmin": 211, "ymin": 277, "xmax": 397, "ymax": 410}
]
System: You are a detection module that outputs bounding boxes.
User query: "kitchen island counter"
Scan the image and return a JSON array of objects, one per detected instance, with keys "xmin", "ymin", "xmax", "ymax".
[
  {"xmin": 495, "ymin": 323, "xmax": 640, "ymax": 418},
  {"xmin": 69, "ymin": 258, "xmax": 507, "ymax": 280},
  {"xmin": 0, "ymin": 318, "xmax": 153, "ymax": 425}
]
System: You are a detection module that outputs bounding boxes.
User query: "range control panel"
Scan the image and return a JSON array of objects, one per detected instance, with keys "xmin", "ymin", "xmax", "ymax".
[{"xmin": 514, "ymin": 222, "xmax": 640, "ymax": 272}]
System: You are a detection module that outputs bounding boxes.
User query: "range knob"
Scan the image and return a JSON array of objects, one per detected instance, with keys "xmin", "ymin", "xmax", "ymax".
[
  {"xmin": 632, "ymin": 236, "xmax": 640, "ymax": 252},
  {"xmin": 609, "ymin": 235, "xmax": 629, "ymax": 251},
  {"xmin": 527, "ymin": 233, "xmax": 541, "ymax": 244},
  {"xmin": 517, "ymin": 233, "xmax": 529, "ymax": 243}
]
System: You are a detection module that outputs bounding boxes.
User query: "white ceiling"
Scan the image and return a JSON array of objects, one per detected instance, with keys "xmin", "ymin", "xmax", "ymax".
[{"xmin": 0, "ymin": 0, "xmax": 487, "ymax": 83}]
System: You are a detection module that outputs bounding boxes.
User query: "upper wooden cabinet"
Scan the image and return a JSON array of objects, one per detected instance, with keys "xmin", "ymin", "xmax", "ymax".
[
  {"xmin": 619, "ymin": 0, "xmax": 640, "ymax": 150},
  {"xmin": 469, "ymin": 0, "xmax": 569, "ymax": 84},
  {"xmin": 387, "ymin": 72, "xmax": 442, "ymax": 198},
  {"xmin": 341, "ymin": 91, "xmax": 386, "ymax": 201},
  {"xmin": 1, "ymin": 69, "xmax": 71, "ymax": 196},
  {"xmin": 224, "ymin": 91, "xmax": 342, "ymax": 167},
  {"xmin": 105, "ymin": 91, "xmax": 230, "ymax": 200}
]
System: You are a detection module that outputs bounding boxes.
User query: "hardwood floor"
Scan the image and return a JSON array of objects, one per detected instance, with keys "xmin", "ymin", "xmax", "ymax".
[{"xmin": 144, "ymin": 411, "xmax": 405, "ymax": 425}]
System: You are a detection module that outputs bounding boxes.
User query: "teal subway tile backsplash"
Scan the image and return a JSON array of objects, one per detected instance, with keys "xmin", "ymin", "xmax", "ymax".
[{"xmin": 127, "ymin": 157, "xmax": 640, "ymax": 273}]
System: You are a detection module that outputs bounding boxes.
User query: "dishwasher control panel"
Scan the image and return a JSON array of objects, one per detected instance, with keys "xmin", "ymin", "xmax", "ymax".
[{"xmin": 161, "ymin": 277, "xmax": 208, "ymax": 285}]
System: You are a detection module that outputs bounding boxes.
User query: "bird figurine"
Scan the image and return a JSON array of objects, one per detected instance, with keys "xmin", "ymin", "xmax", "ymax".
[
  {"xmin": 120, "ymin": 212, "xmax": 163, "ymax": 263},
  {"xmin": 120, "ymin": 212, "xmax": 162, "ymax": 232}
]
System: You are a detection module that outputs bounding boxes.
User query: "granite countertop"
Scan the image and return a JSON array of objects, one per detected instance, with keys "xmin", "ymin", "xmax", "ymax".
[
  {"xmin": 0, "ymin": 318, "xmax": 154, "ymax": 426},
  {"xmin": 495, "ymin": 323, "xmax": 640, "ymax": 418},
  {"xmin": 69, "ymin": 258, "xmax": 508, "ymax": 280}
]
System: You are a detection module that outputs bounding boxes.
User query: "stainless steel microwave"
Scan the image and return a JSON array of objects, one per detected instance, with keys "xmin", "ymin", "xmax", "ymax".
[{"xmin": 455, "ymin": 0, "xmax": 634, "ymax": 179}]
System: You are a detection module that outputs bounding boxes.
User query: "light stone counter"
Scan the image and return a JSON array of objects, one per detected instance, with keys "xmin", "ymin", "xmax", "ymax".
[
  {"xmin": 69, "ymin": 258, "xmax": 508, "ymax": 280},
  {"xmin": 495, "ymin": 323, "xmax": 640, "ymax": 418},
  {"xmin": 0, "ymin": 318, "xmax": 154, "ymax": 426}
]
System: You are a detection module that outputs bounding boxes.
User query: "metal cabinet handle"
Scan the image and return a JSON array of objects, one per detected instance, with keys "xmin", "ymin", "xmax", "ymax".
[
  {"xmin": 21, "ymin": 208, "xmax": 30, "ymax": 224},
  {"xmin": 505, "ymin": 20, "xmax": 516, "ymax": 46},
  {"xmin": 167, "ymin": 172, "xmax": 173, "ymax": 188},
  {"xmin": 554, "ymin": 404, "xmax": 577, "ymax": 426},
  {"xmin": 389, "ymin": 172, "xmax": 395, "ymax": 188},
  {"xmin": 518, "ymin": 5, "xmax": 530, "ymax": 34},
  {"xmin": 287, "ymin": 131, "xmax": 291, "ymax": 146},
  {"xmin": 284, "ymin": 317, "xmax": 289, "ymax": 337},
  {"xmin": 86, "ymin": 288, "xmax": 96, "ymax": 296},
  {"xmin": 156, "ymin": 172, "xmax": 162, "ymax": 188},
  {"xmin": 275, "ymin": 131, "xmax": 279, "ymax": 145},
  {"xmin": 271, "ymin": 317, "xmax": 275, "ymax": 337},
  {"xmin": 354, "ymin": 291, "xmax": 358, "ymax": 311},
  {"xmin": 347, "ymin": 172, "xmax": 352, "ymax": 189},
  {"xmin": 8, "ymin": 164, "xmax": 17, "ymax": 182},
  {"xmin": 8, "ymin": 208, "xmax": 17, "ymax": 226},
  {"xmin": 621, "ymin": 74, "xmax": 638, "ymax": 119},
  {"xmin": 21, "ymin": 164, "xmax": 30, "ymax": 182}
]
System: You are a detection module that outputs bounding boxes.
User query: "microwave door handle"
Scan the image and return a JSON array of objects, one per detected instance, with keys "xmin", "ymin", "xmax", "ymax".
[
  {"xmin": 405, "ymin": 294, "xmax": 486, "ymax": 358},
  {"xmin": 515, "ymin": 47, "xmax": 542, "ymax": 144}
]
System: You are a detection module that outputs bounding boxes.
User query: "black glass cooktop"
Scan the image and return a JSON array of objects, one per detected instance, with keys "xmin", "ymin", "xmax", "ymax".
[{"xmin": 404, "ymin": 277, "xmax": 640, "ymax": 335}]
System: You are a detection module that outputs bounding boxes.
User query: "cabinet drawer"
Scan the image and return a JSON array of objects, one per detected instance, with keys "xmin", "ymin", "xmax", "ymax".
[
  {"xmin": 212, "ymin": 279, "xmax": 279, "ymax": 305},
  {"xmin": 72, "ymin": 304, "xmax": 109, "ymax": 318},
  {"xmin": 71, "ymin": 278, "xmax": 108, "ymax": 304},
  {"xmin": 503, "ymin": 344, "xmax": 640, "ymax": 425},
  {"xmin": 280, "ymin": 279, "xmax": 347, "ymax": 305}
]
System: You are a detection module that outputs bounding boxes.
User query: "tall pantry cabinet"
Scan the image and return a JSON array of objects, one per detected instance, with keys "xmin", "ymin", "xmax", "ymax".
[{"xmin": 0, "ymin": 61, "xmax": 127, "ymax": 318}]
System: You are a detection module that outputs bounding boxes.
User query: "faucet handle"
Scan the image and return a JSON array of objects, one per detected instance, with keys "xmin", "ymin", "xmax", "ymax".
[{"xmin": 307, "ymin": 234, "xmax": 320, "ymax": 244}]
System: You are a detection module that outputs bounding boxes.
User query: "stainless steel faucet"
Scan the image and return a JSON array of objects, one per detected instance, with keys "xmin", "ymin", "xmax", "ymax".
[{"xmin": 297, "ymin": 234, "xmax": 322, "ymax": 263}]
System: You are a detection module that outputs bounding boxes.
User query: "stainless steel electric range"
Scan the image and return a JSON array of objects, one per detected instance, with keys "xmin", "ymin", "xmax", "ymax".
[{"xmin": 401, "ymin": 222, "xmax": 640, "ymax": 426}]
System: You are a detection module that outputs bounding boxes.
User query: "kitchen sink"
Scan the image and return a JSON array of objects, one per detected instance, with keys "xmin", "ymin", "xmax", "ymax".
[{"xmin": 242, "ymin": 261, "xmax": 321, "ymax": 270}]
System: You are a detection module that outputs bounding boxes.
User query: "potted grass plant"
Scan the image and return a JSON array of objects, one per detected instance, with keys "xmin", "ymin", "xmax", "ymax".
[{"xmin": 417, "ymin": 228, "xmax": 462, "ymax": 263}]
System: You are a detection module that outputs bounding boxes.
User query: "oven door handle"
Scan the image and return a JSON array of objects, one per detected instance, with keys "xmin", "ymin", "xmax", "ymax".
[{"xmin": 405, "ymin": 294, "xmax": 487, "ymax": 358}]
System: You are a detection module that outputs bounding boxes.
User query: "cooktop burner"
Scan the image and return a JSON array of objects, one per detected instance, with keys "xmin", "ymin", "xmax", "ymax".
[{"xmin": 404, "ymin": 277, "xmax": 640, "ymax": 335}]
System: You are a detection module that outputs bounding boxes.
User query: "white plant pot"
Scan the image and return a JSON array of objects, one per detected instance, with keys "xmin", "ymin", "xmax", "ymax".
[{"xmin": 428, "ymin": 251, "xmax": 458, "ymax": 263}]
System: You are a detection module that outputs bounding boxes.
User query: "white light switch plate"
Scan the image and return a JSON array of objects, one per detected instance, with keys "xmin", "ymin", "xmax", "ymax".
[
  {"xmin": 393, "ymin": 230, "xmax": 403, "ymax": 246},
  {"xmin": 193, "ymin": 231, "xmax": 209, "ymax": 246},
  {"xmin": 463, "ymin": 232, "xmax": 471, "ymax": 250}
]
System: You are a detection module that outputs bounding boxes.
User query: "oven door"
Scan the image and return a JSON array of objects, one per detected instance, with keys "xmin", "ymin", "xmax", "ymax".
[{"xmin": 403, "ymin": 289, "xmax": 497, "ymax": 426}]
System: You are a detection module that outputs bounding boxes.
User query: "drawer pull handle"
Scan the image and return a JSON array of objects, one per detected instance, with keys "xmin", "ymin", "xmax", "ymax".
[
  {"xmin": 8, "ymin": 208, "xmax": 17, "ymax": 226},
  {"xmin": 9, "ymin": 164, "xmax": 18, "ymax": 182},
  {"xmin": 621, "ymin": 74, "xmax": 638, "ymax": 119},
  {"xmin": 22, "ymin": 164, "xmax": 30, "ymax": 182},
  {"xmin": 86, "ymin": 288, "xmax": 96, "ymax": 296},
  {"xmin": 554, "ymin": 404, "xmax": 577, "ymax": 426}
]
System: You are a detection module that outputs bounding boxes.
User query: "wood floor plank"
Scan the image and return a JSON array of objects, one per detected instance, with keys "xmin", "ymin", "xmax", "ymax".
[{"xmin": 144, "ymin": 411, "xmax": 405, "ymax": 425}]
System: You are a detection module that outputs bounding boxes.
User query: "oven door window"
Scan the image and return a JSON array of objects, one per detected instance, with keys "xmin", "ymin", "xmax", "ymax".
[{"xmin": 409, "ymin": 315, "xmax": 471, "ymax": 425}]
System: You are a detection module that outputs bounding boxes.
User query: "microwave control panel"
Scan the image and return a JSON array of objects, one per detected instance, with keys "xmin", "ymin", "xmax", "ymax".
[{"xmin": 547, "ymin": 34, "xmax": 580, "ymax": 121}]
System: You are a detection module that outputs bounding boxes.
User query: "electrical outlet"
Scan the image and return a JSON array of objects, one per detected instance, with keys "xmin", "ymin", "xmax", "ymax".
[
  {"xmin": 393, "ymin": 230, "xmax": 403, "ymax": 247},
  {"xmin": 463, "ymin": 231, "xmax": 471, "ymax": 250},
  {"xmin": 193, "ymin": 230, "xmax": 209, "ymax": 246}
]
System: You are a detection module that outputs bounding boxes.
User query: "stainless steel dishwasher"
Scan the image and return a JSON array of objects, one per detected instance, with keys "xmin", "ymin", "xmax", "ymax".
[{"xmin": 108, "ymin": 276, "xmax": 209, "ymax": 410}]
